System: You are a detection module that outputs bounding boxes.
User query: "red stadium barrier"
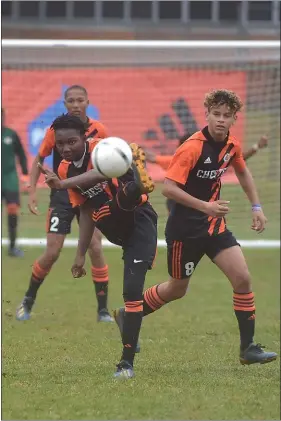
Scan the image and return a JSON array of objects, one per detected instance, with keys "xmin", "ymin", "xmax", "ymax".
[{"xmin": 2, "ymin": 68, "xmax": 246, "ymax": 183}]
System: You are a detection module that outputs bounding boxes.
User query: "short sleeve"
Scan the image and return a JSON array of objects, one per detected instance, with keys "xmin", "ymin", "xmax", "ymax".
[
  {"xmin": 232, "ymin": 143, "xmax": 246, "ymax": 173},
  {"xmin": 165, "ymin": 141, "xmax": 203, "ymax": 185},
  {"xmin": 96, "ymin": 122, "xmax": 108, "ymax": 139},
  {"xmin": 39, "ymin": 128, "xmax": 55, "ymax": 158}
]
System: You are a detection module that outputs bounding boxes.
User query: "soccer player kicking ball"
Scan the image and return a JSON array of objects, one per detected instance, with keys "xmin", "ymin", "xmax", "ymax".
[
  {"xmin": 40, "ymin": 114, "xmax": 157, "ymax": 379},
  {"xmin": 117, "ymin": 89, "xmax": 277, "ymax": 365},
  {"xmin": 16, "ymin": 85, "xmax": 113, "ymax": 323}
]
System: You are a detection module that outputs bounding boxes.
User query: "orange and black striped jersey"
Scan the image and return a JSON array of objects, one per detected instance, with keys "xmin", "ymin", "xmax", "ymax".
[
  {"xmin": 165, "ymin": 126, "xmax": 246, "ymax": 239},
  {"xmin": 58, "ymin": 139, "xmax": 123, "ymax": 210}
]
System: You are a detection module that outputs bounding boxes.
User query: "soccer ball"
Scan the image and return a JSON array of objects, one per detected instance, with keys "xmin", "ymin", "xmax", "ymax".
[{"xmin": 91, "ymin": 137, "xmax": 133, "ymax": 178}]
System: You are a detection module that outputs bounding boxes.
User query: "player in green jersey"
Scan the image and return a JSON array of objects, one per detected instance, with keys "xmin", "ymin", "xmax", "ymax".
[{"xmin": 1, "ymin": 108, "xmax": 28, "ymax": 257}]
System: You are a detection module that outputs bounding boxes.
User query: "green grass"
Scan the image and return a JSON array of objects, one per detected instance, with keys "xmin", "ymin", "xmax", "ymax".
[{"xmin": 2, "ymin": 248, "xmax": 280, "ymax": 420}]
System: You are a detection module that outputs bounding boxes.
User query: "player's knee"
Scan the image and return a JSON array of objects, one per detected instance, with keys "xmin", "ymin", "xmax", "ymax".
[
  {"xmin": 168, "ymin": 277, "xmax": 189, "ymax": 300},
  {"xmin": 123, "ymin": 283, "xmax": 144, "ymax": 303},
  {"xmin": 232, "ymin": 269, "xmax": 252, "ymax": 293},
  {"xmin": 45, "ymin": 246, "xmax": 62, "ymax": 265}
]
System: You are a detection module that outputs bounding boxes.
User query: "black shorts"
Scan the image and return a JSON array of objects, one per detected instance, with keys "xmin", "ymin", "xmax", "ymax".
[
  {"xmin": 166, "ymin": 199, "xmax": 175, "ymax": 214},
  {"xmin": 1, "ymin": 190, "xmax": 20, "ymax": 205},
  {"xmin": 47, "ymin": 192, "xmax": 80, "ymax": 235},
  {"xmin": 122, "ymin": 204, "xmax": 158, "ymax": 301},
  {"xmin": 167, "ymin": 229, "xmax": 239, "ymax": 280},
  {"xmin": 122, "ymin": 204, "xmax": 158, "ymax": 269}
]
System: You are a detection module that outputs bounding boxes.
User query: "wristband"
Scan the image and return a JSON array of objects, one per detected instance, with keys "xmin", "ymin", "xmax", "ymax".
[
  {"xmin": 252, "ymin": 143, "xmax": 259, "ymax": 152},
  {"xmin": 252, "ymin": 204, "xmax": 262, "ymax": 211}
]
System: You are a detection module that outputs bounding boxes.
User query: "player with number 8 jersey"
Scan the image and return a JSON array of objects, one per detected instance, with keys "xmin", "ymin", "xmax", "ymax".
[{"xmin": 116, "ymin": 89, "xmax": 277, "ymax": 367}]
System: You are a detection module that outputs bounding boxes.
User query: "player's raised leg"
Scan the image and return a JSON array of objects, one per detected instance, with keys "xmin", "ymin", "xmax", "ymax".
[
  {"xmin": 16, "ymin": 232, "xmax": 65, "ymax": 321},
  {"xmin": 212, "ymin": 242, "xmax": 277, "ymax": 365},
  {"xmin": 88, "ymin": 228, "xmax": 113, "ymax": 322}
]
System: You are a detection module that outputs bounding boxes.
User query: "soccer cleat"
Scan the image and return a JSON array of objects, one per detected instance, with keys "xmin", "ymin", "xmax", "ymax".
[
  {"xmin": 113, "ymin": 307, "xmax": 141, "ymax": 353},
  {"xmin": 240, "ymin": 343, "xmax": 278, "ymax": 365},
  {"xmin": 16, "ymin": 296, "xmax": 34, "ymax": 321},
  {"xmin": 8, "ymin": 247, "xmax": 24, "ymax": 257},
  {"xmin": 113, "ymin": 360, "xmax": 135, "ymax": 379},
  {"xmin": 130, "ymin": 143, "xmax": 154, "ymax": 194},
  {"xmin": 97, "ymin": 308, "xmax": 114, "ymax": 323}
]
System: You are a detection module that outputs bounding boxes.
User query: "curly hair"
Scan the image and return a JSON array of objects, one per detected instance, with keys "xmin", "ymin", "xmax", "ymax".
[
  {"xmin": 204, "ymin": 89, "xmax": 243, "ymax": 113},
  {"xmin": 51, "ymin": 114, "xmax": 87, "ymax": 136}
]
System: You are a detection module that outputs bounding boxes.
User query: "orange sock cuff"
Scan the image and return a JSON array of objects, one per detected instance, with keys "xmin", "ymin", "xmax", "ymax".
[
  {"xmin": 233, "ymin": 291, "xmax": 255, "ymax": 312},
  {"xmin": 144, "ymin": 285, "xmax": 166, "ymax": 311},
  {"xmin": 125, "ymin": 300, "xmax": 143, "ymax": 313},
  {"xmin": 32, "ymin": 261, "xmax": 49, "ymax": 281},
  {"xmin": 91, "ymin": 265, "xmax": 109, "ymax": 282}
]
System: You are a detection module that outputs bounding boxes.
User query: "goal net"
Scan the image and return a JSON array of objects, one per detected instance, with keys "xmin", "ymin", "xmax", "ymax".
[{"xmin": 2, "ymin": 40, "xmax": 280, "ymax": 242}]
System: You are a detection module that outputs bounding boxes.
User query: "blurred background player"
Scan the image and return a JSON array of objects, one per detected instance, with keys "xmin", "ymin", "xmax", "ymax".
[
  {"xmin": 1, "ymin": 108, "xmax": 28, "ymax": 257},
  {"xmin": 40, "ymin": 114, "xmax": 157, "ymax": 379},
  {"xmin": 16, "ymin": 85, "xmax": 113, "ymax": 323},
  {"xmin": 145, "ymin": 132, "xmax": 269, "ymax": 212}
]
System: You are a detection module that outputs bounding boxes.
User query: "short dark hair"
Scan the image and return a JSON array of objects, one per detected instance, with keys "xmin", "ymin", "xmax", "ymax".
[
  {"xmin": 51, "ymin": 114, "xmax": 87, "ymax": 136},
  {"xmin": 64, "ymin": 85, "xmax": 88, "ymax": 99}
]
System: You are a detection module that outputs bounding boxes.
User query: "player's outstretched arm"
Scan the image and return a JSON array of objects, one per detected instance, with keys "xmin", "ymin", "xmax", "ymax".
[
  {"xmin": 72, "ymin": 201, "xmax": 96, "ymax": 278},
  {"xmin": 38, "ymin": 164, "xmax": 107, "ymax": 190},
  {"xmin": 59, "ymin": 169, "xmax": 107, "ymax": 190},
  {"xmin": 242, "ymin": 135, "xmax": 268, "ymax": 161},
  {"xmin": 162, "ymin": 179, "xmax": 230, "ymax": 218},
  {"xmin": 234, "ymin": 166, "xmax": 267, "ymax": 233}
]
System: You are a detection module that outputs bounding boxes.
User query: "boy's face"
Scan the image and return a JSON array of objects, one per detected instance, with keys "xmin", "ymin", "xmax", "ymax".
[
  {"xmin": 206, "ymin": 103, "xmax": 236, "ymax": 140},
  {"xmin": 55, "ymin": 128, "xmax": 85, "ymax": 162},
  {"xmin": 64, "ymin": 89, "xmax": 89, "ymax": 119}
]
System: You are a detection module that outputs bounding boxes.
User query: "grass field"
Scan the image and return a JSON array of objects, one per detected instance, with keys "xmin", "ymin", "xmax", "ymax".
[
  {"xmin": 2, "ymin": 248, "xmax": 280, "ymax": 420},
  {"xmin": 2, "ymin": 181, "xmax": 280, "ymax": 420}
]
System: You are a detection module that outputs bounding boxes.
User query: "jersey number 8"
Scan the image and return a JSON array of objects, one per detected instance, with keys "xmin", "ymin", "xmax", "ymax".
[{"xmin": 185, "ymin": 262, "xmax": 195, "ymax": 276}]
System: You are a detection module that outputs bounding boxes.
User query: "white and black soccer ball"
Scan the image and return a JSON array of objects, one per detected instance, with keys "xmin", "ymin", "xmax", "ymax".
[{"xmin": 91, "ymin": 137, "xmax": 133, "ymax": 178}]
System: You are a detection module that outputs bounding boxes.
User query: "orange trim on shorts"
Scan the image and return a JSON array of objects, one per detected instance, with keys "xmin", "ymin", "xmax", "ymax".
[
  {"xmin": 172, "ymin": 241, "xmax": 182, "ymax": 279},
  {"xmin": 125, "ymin": 300, "xmax": 143, "ymax": 312},
  {"xmin": 6, "ymin": 203, "xmax": 19, "ymax": 215}
]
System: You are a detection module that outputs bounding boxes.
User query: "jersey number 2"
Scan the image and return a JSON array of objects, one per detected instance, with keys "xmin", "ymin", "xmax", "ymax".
[{"xmin": 50, "ymin": 216, "xmax": 59, "ymax": 232}]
